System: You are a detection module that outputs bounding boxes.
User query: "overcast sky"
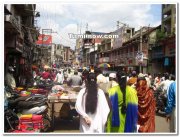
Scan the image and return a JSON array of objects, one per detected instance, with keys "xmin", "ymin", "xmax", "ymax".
[{"xmin": 36, "ymin": 3, "xmax": 162, "ymax": 49}]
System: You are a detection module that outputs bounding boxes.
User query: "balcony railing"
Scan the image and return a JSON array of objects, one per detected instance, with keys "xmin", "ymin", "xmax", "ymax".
[{"xmin": 5, "ymin": 15, "xmax": 21, "ymax": 33}]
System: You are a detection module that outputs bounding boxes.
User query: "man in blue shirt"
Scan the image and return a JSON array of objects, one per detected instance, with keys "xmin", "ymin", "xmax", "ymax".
[{"xmin": 165, "ymin": 81, "xmax": 176, "ymax": 132}]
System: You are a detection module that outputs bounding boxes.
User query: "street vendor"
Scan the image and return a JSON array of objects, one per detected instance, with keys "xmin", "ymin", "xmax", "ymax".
[{"xmin": 5, "ymin": 66, "xmax": 16, "ymax": 89}]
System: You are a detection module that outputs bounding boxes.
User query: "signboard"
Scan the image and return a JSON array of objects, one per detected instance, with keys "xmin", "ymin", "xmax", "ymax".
[
  {"xmin": 136, "ymin": 51, "xmax": 143, "ymax": 63},
  {"xmin": 36, "ymin": 34, "xmax": 52, "ymax": 46},
  {"xmin": 112, "ymin": 27, "xmax": 124, "ymax": 49}
]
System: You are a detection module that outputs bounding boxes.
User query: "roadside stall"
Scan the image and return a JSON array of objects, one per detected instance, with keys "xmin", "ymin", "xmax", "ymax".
[{"xmin": 48, "ymin": 85, "xmax": 81, "ymax": 131}]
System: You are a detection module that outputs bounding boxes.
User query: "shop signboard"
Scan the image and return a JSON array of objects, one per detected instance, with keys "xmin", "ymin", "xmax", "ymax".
[{"xmin": 36, "ymin": 34, "xmax": 52, "ymax": 46}]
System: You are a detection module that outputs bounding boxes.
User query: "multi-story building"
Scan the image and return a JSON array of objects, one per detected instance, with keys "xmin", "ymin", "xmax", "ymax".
[
  {"xmin": 162, "ymin": 4, "xmax": 176, "ymax": 35},
  {"xmin": 151, "ymin": 4, "xmax": 176, "ymax": 75},
  {"xmin": 97, "ymin": 26, "xmax": 134, "ymax": 71},
  {"xmin": 80, "ymin": 31, "xmax": 106, "ymax": 67},
  {"xmin": 121, "ymin": 26, "xmax": 158, "ymax": 74},
  {"xmin": 54, "ymin": 44, "xmax": 64, "ymax": 68},
  {"xmin": 81, "ymin": 31, "xmax": 94, "ymax": 67},
  {"xmin": 162, "ymin": 4, "xmax": 176, "ymax": 74},
  {"xmin": 4, "ymin": 4, "xmax": 39, "ymax": 86},
  {"xmin": 98, "ymin": 38, "xmax": 111, "ymax": 66},
  {"xmin": 63, "ymin": 46, "xmax": 75, "ymax": 67},
  {"xmin": 75, "ymin": 38, "xmax": 83, "ymax": 67}
]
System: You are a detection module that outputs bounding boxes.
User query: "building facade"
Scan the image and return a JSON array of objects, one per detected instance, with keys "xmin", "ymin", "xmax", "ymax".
[{"xmin": 4, "ymin": 4, "xmax": 39, "ymax": 86}]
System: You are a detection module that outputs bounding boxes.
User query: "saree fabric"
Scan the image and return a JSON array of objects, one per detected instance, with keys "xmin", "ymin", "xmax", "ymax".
[
  {"xmin": 136, "ymin": 80, "xmax": 156, "ymax": 132},
  {"xmin": 107, "ymin": 85, "xmax": 138, "ymax": 132}
]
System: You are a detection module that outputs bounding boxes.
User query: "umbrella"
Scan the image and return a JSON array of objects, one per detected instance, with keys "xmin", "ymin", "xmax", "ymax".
[{"xmin": 98, "ymin": 63, "xmax": 111, "ymax": 68}]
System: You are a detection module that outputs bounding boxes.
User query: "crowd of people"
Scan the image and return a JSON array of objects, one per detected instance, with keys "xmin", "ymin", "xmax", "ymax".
[
  {"xmin": 4, "ymin": 65, "xmax": 176, "ymax": 133},
  {"xmin": 74, "ymin": 69, "xmax": 176, "ymax": 133}
]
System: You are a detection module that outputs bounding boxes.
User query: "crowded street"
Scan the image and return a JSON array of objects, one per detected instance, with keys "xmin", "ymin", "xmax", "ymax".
[{"xmin": 4, "ymin": 3, "xmax": 177, "ymax": 135}]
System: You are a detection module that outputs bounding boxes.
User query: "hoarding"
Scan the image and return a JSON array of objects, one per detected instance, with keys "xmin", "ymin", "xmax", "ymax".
[{"xmin": 36, "ymin": 34, "xmax": 52, "ymax": 46}]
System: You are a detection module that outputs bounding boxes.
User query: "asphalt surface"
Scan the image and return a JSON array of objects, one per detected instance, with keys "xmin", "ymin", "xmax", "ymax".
[
  {"xmin": 50, "ymin": 113, "xmax": 170, "ymax": 133},
  {"xmin": 155, "ymin": 113, "xmax": 169, "ymax": 133},
  {"xmin": 48, "ymin": 101, "xmax": 170, "ymax": 133}
]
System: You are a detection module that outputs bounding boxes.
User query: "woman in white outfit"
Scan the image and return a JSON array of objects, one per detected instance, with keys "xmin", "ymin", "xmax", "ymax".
[{"xmin": 75, "ymin": 72, "xmax": 110, "ymax": 133}]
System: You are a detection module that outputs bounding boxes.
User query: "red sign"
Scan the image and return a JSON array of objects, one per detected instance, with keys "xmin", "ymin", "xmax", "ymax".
[{"xmin": 36, "ymin": 34, "xmax": 52, "ymax": 45}]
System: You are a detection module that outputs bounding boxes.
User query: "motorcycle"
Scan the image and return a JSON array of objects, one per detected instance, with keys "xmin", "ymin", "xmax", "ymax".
[
  {"xmin": 153, "ymin": 87, "xmax": 167, "ymax": 114},
  {"xmin": 6, "ymin": 93, "xmax": 51, "ymax": 132},
  {"xmin": 4, "ymin": 108, "xmax": 19, "ymax": 132}
]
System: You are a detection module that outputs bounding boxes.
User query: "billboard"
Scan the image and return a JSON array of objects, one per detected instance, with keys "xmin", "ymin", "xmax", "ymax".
[
  {"xmin": 36, "ymin": 34, "xmax": 52, "ymax": 46},
  {"xmin": 112, "ymin": 27, "xmax": 124, "ymax": 49}
]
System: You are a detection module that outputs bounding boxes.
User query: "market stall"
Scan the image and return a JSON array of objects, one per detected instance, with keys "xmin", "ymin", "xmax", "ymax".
[{"xmin": 48, "ymin": 85, "xmax": 80, "ymax": 131}]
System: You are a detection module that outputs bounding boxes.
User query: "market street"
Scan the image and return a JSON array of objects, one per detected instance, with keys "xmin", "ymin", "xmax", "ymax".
[
  {"xmin": 51, "ymin": 115, "xmax": 169, "ymax": 133},
  {"xmin": 4, "ymin": 3, "xmax": 176, "ymax": 134}
]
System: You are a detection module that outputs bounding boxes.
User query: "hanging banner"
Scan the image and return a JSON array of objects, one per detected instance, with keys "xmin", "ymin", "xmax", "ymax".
[{"xmin": 36, "ymin": 34, "xmax": 52, "ymax": 46}]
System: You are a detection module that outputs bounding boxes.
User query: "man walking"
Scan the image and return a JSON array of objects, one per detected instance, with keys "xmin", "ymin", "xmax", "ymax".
[{"xmin": 165, "ymin": 81, "xmax": 176, "ymax": 132}]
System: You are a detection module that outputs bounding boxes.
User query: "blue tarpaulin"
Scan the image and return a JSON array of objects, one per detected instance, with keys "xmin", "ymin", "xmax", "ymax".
[{"xmin": 164, "ymin": 57, "xmax": 169, "ymax": 66}]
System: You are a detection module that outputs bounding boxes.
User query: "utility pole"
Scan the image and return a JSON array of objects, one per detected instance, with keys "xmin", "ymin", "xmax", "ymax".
[
  {"xmin": 139, "ymin": 26, "xmax": 143, "ymax": 73},
  {"xmin": 117, "ymin": 21, "xmax": 119, "ymax": 29},
  {"xmin": 86, "ymin": 23, "xmax": 88, "ymax": 31}
]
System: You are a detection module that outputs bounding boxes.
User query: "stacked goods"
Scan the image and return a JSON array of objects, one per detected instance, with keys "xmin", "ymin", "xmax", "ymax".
[
  {"xmin": 27, "ymin": 88, "xmax": 49, "ymax": 96},
  {"xmin": 18, "ymin": 114, "xmax": 43, "ymax": 131},
  {"xmin": 15, "ymin": 87, "xmax": 25, "ymax": 93}
]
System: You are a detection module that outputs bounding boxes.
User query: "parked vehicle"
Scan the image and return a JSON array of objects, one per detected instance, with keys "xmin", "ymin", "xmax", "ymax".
[
  {"xmin": 153, "ymin": 88, "xmax": 167, "ymax": 114},
  {"xmin": 4, "ymin": 108, "xmax": 19, "ymax": 132},
  {"xmin": 5, "ymin": 91, "xmax": 51, "ymax": 132}
]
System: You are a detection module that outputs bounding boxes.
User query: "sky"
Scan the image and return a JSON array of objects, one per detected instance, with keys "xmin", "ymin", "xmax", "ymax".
[{"xmin": 36, "ymin": 3, "xmax": 162, "ymax": 50}]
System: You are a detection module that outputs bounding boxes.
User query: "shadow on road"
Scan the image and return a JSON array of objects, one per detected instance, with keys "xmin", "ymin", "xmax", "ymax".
[{"xmin": 53, "ymin": 116, "xmax": 80, "ymax": 132}]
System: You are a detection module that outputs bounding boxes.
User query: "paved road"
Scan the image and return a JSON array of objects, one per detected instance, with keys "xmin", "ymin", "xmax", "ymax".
[
  {"xmin": 49, "ymin": 102, "xmax": 170, "ymax": 133},
  {"xmin": 155, "ymin": 113, "xmax": 169, "ymax": 132},
  {"xmin": 51, "ymin": 114, "xmax": 170, "ymax": 133}
]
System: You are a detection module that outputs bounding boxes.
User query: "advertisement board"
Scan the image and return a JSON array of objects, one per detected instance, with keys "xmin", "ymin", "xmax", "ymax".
[{"xmin": 36, "ymin": 34, "xmax": 52, "ymax": 46}]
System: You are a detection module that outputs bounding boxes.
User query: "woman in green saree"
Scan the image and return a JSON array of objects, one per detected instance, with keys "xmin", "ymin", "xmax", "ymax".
[{"xmin": 107, "ymin": 71, "xmax": 138, "ymax": 132}]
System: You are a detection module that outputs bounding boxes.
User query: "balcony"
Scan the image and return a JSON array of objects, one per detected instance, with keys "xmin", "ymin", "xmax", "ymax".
[
  {"xmin": 5, "ymin": 15, "xmax": 21, "ymax": 33},
  {"xmin": 162, "ymin": 5, "xmax": 172, "ymax": 15},
  {"xmin": 163, "ymin": 15, "xmax": 171, "ymax": 22}
]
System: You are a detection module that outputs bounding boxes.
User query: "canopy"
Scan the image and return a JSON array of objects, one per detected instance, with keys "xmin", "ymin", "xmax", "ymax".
[{"xmin": 98, "ymin": 63, "xmax": 111, "ymax": 68}]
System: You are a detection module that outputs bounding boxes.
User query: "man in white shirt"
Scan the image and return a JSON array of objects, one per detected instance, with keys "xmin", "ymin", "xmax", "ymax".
[
  {"xmin": 157, "ymin": 73, "xmax": 173, "ymax": 97},
  {"xmin": 54, "ymin": 70, "xmax": 64, "ymax": 85}
]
